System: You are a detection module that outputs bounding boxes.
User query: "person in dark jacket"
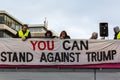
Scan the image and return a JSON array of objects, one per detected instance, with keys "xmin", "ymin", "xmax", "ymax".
[
  {"xmin": 60, "ymin": 30, "xmax": 70, "ymax": 39},
  {"xmin": 45, "ymin": 30, "xmax": 54, "ymax": 38},
  {"xmin": 113, "ymin": 26, "xmax": 120, "ymax": 39},
  {"xmin": 16, "ymin": 24, "xmax": 31, "ymax": 41}
]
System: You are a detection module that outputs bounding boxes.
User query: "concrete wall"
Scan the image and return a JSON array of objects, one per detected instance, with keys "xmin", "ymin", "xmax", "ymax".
[{"xmin": 0, "ymin": 68, "xmax": 120, "ymax": 80}]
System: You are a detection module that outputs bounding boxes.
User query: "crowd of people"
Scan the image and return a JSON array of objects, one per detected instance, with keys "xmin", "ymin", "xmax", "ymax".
[
  {"xmin": 16, "ymin": 24, "xmax": 120, "ymax": 41},
  {"xmin": 15, "ymin": 24, "xmax": 71, "ymax": 41}
]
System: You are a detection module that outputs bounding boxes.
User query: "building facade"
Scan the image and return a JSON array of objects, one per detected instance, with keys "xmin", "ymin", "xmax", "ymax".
[
  {"xmin": 0, "ymin": 10, "xmax": 22, "ymax": 37},
  {"xmin": 28, "ymin": 24, "xmax": 47, "ymax": 38},
  {"xmin": 0, "ymin": 10, "xmax": 58, "ymax": 38}
]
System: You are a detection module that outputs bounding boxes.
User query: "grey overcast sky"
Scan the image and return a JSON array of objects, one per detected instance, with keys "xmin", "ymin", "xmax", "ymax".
[{"xmin": 0, "ymin": 0, "xmax": 120, "ymax": 39}]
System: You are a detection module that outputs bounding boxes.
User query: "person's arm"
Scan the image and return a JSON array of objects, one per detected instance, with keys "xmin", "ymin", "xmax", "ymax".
[
  {"xmin": 114, "ymin": 33, "xmax": 118, "ymax": 39},
  {"xmin": 26, "ymin": 32, "xmax": 31, "ymax": 39},
  {"xmin": 15, "ymin": 32, "xmax": 19, "ymax": 38}
]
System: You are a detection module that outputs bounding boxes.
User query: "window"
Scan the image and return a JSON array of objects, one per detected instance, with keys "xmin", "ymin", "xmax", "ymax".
[
  {"xmin": 0, "ymin": 31, "xmax": 3, "ymax": 37},
  {"xmin": 0, "ymin": 15, "xmax": 4, "ymax": 24},
  {"xmin": 29, "ymin": 28, "xmax": 44, "ymax": 33}
]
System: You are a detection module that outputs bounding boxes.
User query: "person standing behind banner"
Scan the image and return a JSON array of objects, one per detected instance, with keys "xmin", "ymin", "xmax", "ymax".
[
  {"xmin": 90, "ymin": 32, "xmax": 98, "ymax": 39},
  {"xmin": 45, "ymin": 30, "xmax": 54, "ymax": 38},
  {"xmin": 60, "ymin": 30, "xmax": 70, "ymax": 39},
  {"xmin": 16, "ymin": 24, "xmax": 31, "ymax": 41},
  {"xmin": 113, "ymin": 26, "xmax": 120, "ymax": 39}
]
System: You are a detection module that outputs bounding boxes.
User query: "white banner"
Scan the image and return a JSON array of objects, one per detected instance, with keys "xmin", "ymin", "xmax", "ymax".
[{"xmin": 0, "ymin": 38, "xmax": 119, "ymax": 65}]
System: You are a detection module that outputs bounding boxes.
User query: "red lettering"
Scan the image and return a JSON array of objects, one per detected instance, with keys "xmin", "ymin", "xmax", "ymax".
[
  {"xmin": 47, "ymin": 41, "xmax": 54, "ymax": 50},
  {"xmin": 38, "ymin": 41, "xmax": 46, "ymax": 50},
  {"xmin": 30, "ymin": 41, "xmax": 38, "ymax": 50},
  {"xmin": 30, "ymin": 40, "xmax": 54, "ymax": 51}
]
